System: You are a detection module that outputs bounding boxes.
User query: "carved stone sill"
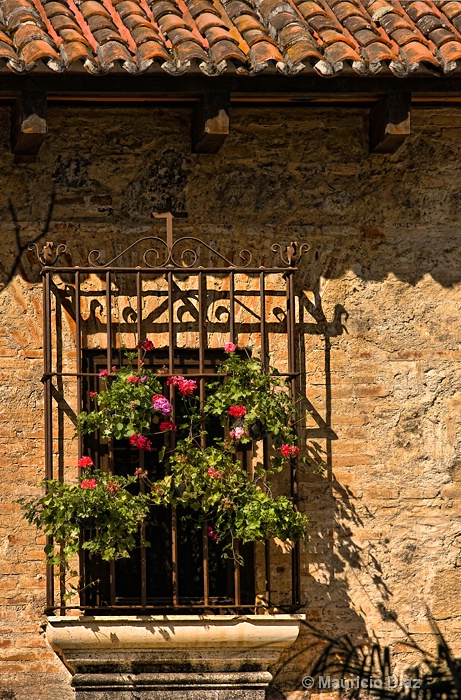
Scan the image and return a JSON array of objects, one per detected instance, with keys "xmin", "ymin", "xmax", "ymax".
[{"xmin": 47, "ymin": 614, "xmax": 305, "ymax": 699}]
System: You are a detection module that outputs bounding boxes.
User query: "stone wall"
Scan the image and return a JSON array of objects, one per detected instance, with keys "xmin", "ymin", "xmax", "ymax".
[{"xmin": 0, "ymin": 103, "xmax": 460, "ymax": 699}]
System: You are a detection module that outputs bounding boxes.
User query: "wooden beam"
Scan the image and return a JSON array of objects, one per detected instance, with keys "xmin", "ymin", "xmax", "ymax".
[
  {"xmin": 191, "ymin": 94, "xmax": 229, "ymax": 154},
  {"xmin": 369, "ymin": 93, "xmax": 411, "ymax": 154},
  {"xmin": 11, "ymin": 87, "xmax": 47, "ymax": 161}
]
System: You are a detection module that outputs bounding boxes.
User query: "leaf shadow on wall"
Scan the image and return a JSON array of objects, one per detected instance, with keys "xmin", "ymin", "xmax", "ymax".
[
  {"xmin": 268, "ymin": 277, "xmax": 396, "ymax": 699},
  {"xmin": 0, "ymin": 194, "xmax": 56, "ymax": 289}
]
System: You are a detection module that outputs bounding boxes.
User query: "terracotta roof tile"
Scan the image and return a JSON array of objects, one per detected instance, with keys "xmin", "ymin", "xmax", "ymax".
[
  {"xmin": 0, "ymin": 0, "xmax": 461, "ymax": 75},
  {"xmin": 361, "ymin": 38, "xmax": 397, "ymax": 63}
]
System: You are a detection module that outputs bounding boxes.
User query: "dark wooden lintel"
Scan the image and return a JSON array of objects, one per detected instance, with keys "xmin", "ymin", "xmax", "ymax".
[
  {"xmin": 369, "ymin": 93, "xmax": 411, "ymax": 154},
  {"xmin": 191, "ymin": 93, "xmax": 230, "ymax": 154},
  {"xmin": 11, "ymin": 87, "xmax": 47, "ymax": 162}
]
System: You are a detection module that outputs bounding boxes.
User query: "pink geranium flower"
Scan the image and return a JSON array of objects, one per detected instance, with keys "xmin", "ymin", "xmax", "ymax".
[
  {"xmin": 152, "ymin": 395, "xmax": 172, "ymax": 416},
  {"xmin": 99, "ymin": 369, "xmax": 109, "ymax": 378},
  {"xmin": 166, "ymin": 375, "xmax": 183, "ymax": 386},
  {"xmin": 229, "ymin": 405, "xmax": 247, "ymax": 418},
  {"xmin": 129, "ymin": 434, "xmax": 152, "ymax": 451},
  {"xmin": 80, "ymin": 478, "xmax": 98, "ymax": 490},
  {"xmin": 224, "ymin": 342, "xmax": 236, "ymax": 353},
  {"xmin": 78, "ymin": 456, "xmax": 94, "ymax": 468},
  {"xmin": 280, "ymin": 444, "xmax": 300, "ymax": 458},
  {"xmin": 178, "ymin": 378, "xmax": 197, "ymax": 395}
]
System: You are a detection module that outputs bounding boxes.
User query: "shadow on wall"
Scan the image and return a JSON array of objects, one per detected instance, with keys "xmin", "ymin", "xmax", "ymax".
[{"xmin": 265, "ymin": 276, "xmax": 399, "ymax": 698}]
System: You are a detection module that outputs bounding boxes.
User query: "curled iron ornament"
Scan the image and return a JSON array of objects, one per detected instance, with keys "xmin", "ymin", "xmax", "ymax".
[
  {"xmin": 29, "ymin": 241, "xmax": 67, "ymax": 266},
  {"xmin": 87, "ymin": 236, "xmax": 252, "ymax": 269},
  {"xmin": 271, "ymin": 242, "xmax": 310, "ymax": 266},
  {"xmin": 88, "ymin": 237, "xmax": 169, "ymax": 268},
  {"xmin": 170, "ymin": 237, "xmax": 252, "ymax": 269}
]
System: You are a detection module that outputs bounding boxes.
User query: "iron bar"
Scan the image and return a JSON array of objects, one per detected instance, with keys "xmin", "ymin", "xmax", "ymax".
[
  {"xmin": 110, "ymin": 561, "xmax": 116, "ymax": 607},
  {"xmin": 42, "ymin": 371, "xmax": 300, "ymax": 378},
  {"xmin": 42, "ymin": 266, "xmax": 298, "ymax": 274},
  {"xmin": 75, "ymin": 271, "xmax": 83, "ymax": 461},
  {"xmin": 265, "ymin": 539, "xmax": 271, "ymax": 608},
  {"xmin": 106, "ymin": 271, "xmax": 112, "ymax": 372},
  {"xmin": 229, "ymin": 271, "xmax": 235, "ymax": 343},
  {"xmin": 49, "ymin": 603, "xmax": 276, "ymax": 612},
  {"xmin": 43, "ymin": 270, "xmax": 54, "ymax": 612},
  {"xmin": 260, "ymin": 271, "xmax": 272, "ymax": 607},
  {"xmin": 287, "ymin": 271, "xmax": 301, "ymax": 607},
  {"xmin": 233, "ymin": 541, "xmax": 241, "ymax": 607},
  {"xmin": 198, "ymin": 272, "xmax": 210, "ymax": 605},
  {"xmin": 168, "ymin": 270, "xmax": 179, "ymax": 606},
  {"xmin": 136, "ymin": 270, "xmax": 148, "ymax": 608}
]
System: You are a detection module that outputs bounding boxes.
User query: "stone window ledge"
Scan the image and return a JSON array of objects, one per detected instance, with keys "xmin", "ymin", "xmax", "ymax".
[{"xmin": 47, "ymin": 614, "xmax": 305, "ymax": 699}]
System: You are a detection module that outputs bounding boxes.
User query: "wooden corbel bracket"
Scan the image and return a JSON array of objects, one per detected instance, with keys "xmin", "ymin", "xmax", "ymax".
[
  {"xmin": 369, "ymin": 92, "xmax": 411, "ymax": 154},
  {"xmin": 191, "ymin": 93, "xmax": 230, "ymax": 154},
  {"xmin": 11, "ymin": 86, "xmax": 48, "ymax": 162}
]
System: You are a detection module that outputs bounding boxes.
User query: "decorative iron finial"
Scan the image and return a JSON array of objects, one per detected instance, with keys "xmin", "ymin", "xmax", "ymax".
[
  {"xmin": 153, "ymin": 211, "xmax": 175, "ymax": 250},
  {"xmin": 271, "ymin": 241, "xmax": 310, "ymax": 266},
  {"xmin": 29, "ymin": 241, "xmax": 67, "ymax": 266}
]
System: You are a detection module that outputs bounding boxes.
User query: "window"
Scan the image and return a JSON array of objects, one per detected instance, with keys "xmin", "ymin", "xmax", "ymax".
[{"xmin": 36, "ymin": 218, "xmax": 307, "ymax": 614}]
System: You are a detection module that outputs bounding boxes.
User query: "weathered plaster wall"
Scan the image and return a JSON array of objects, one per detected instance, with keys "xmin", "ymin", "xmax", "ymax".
[{"xmin": 0, "ymin": 104, "xmax": 461, "ymax": 699}]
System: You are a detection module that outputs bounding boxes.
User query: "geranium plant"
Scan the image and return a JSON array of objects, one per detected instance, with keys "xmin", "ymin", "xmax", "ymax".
[
  {"xmin": 77, "ymin": 341, "xmax": 169, "ymax": 441},
  {"xmin": 20, "ymin": 340, "xmax": 308, "ymax": 567},
  {"xmin": 204, "ymin": 344, "xmax": 296, "ymax": 446},
  {"xmin": 150, "ymin": 344, "xmax": 307, "ymax": 558},
  {"xmin": 18, "ymin": 457, "xmax": 151, "ymax": 568}
]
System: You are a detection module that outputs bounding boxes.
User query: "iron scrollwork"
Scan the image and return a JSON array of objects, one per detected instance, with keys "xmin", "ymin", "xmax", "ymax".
[
  {"xmin": 87, "ymin": 236, "xmax": 253, "ymax": 269},
  {"xmin": 29, "ymin": 241, "xmax": 67, "ymax": 266},
  {"xmin": 87, "ymin": 237, "xmax": 169, "ymax": 268},
  {"xmin": 86, "ymin": 211, "xmax": 254, "ymax": 269},
  {"xmin": 29, "ymin": 216, "xmax": 309, "ymax": 270},
  {"xmin": 271, "ymin": 242, "xmax": 310, "ymax": 267}
]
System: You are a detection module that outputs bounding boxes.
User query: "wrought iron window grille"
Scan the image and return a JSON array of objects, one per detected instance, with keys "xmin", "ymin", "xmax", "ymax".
[{"xmin": 31, "ymin": 214, "xmax": 309, "ymax": 615}]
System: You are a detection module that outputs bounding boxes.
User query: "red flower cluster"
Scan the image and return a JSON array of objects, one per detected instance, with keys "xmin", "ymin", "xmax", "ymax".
[
  {"xmin": 166, "ymin": 375, "xmax": 198, "ymax": 395},
  {"xmin": 159, "ymin": 420, "xmax": 177, "ymax": 432},
  {"xmin": 129, "ymin": 434, "xmax": 152, "ymax": 451},
  {"xmin": 207, "ymin": 466, "xmax": 222, "ymax": 479},
  {"xmin": 78, "ymin": 456, "xmax": 94, "ymax": 468},
  {"xmin": 126, "ymin": 376, "xmax": 140, "ymax": 384},
  {"xmin": 280, "ymin": 444, "xmax": 300, "ymax": 458},
  {"xmin": 89, "ymin": 391, "xmax": 98, "ymax": 399},
  {"xmin": 224, "ymin": 342, "xmax": 236, "ymax": 353},
  {"xmin": 228, "ymin": 405, "xmax": 247, "ymax": 418},
  {"xmin": 179, "ymin": 378, "xmax": 197, "ymax": 395},
  {"xmin": 99, "ymin": 369, "xmax": 109, "ymax": 378},
  {"xmin": 106, "ymin": 480, "xmax": 119, "ymax": 494},
  {"xmin": 136, "ymin": 339, "xmax": 154, "ymax": 352},
  {"xmin": 80, "ymin": 478, "xmax": 98, "ymax": 490},
  {"xmin": 207, "ymin": 525, "xmax": 219, "ymax": 542}
]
